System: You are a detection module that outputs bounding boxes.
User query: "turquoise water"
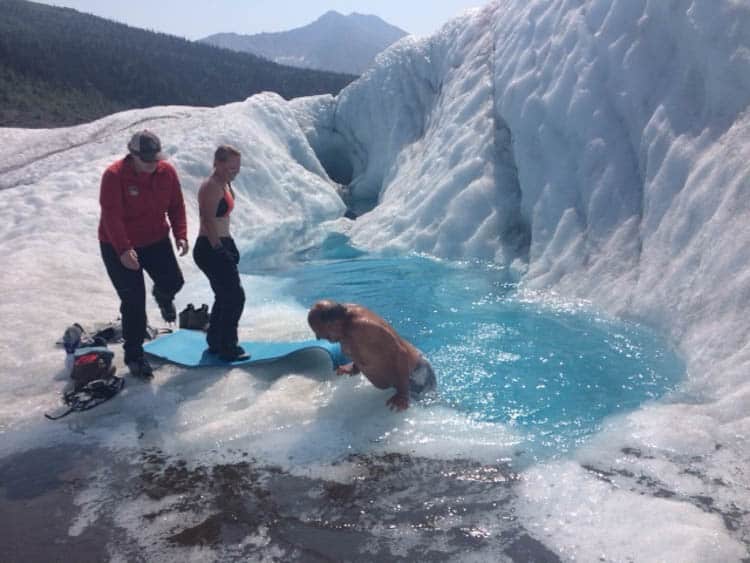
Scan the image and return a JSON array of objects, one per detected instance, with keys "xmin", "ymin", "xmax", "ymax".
[{"xmin": 253, "ymin": 234, "xmax": 684, "ymax": 456}]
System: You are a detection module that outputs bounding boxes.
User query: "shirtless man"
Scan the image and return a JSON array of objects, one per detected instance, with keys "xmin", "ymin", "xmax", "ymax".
[{"xmin": 307, "ymin": 300, "xmax": 436, "ymax": 411}]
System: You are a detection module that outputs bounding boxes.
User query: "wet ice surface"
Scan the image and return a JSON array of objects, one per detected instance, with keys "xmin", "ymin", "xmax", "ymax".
[
  {"xmin": 3, "ymin": 443, "xmax": 744, "ymax": 562},
  {"xmin": 0, "ymin": 443, "xmax": 558, "ymax": 562},
  {"xmin": 0, "ymin": 249, "xmax": 692, "ymax": 562}
]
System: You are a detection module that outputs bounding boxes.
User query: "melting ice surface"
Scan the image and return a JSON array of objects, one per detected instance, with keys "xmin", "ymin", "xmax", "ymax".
[{"xmin": 264, "ymin": 234, "xmax": 683, "ymax": 461}]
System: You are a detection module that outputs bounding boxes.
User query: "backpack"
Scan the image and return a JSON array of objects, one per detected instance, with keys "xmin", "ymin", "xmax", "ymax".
[
  {"xmin": 70, "ymin": 347, "xmax": 115, "ymax": 390},
  {"xmin": 46, "ymin": 344, "xmax": 124, "ymax": 421}
]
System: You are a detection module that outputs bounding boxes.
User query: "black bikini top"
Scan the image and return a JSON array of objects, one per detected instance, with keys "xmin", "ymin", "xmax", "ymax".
[{"xmin": 216, "ymin": 184, "xmax": 235, "ymax": 218}]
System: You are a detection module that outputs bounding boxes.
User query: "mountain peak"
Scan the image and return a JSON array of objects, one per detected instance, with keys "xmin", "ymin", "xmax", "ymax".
[
  {"xmin": 201, "ymin": 11, "xmax": 408, "ymax": 76},
  {"xmin": 319, "ymin": 10, "xmax": 344, "ymax": 18}
]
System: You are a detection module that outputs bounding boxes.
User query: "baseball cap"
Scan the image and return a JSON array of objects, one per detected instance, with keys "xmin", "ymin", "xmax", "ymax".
[{"xmin": 127, "ymin": 130, "xmax": 166, "ymax": 162}]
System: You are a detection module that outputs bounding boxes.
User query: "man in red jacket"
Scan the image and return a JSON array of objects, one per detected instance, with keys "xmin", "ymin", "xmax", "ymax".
[{"xmin": 99, "ymin": 130, "xmax": 189, "ymax": 379}]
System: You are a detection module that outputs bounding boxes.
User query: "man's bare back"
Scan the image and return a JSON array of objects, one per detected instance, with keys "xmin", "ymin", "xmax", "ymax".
[{"xmin": 307, "ymin": 300, "xmax": 435, "ymax": 410}]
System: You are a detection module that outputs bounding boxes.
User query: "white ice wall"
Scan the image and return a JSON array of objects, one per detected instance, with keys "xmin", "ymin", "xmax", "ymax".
[
  {"xmin": 327, "ymin": 10, "xmax": 529, "ymax": 262},
  {"xmin": 323, "ymin": 0, "xmax": 750, "ymax": 314}
]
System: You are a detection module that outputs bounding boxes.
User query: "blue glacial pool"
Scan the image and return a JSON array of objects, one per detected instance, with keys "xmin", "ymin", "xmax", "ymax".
[{"xmin": 252, "ymin": 234, "xmax": 684, "ymax": 457}]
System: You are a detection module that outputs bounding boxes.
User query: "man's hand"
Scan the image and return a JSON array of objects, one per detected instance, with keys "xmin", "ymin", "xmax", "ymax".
[
  {"xmin": 119, "ymin": 249, "xmax": 140, "ymax": 270},
  {"xmin": 386, "ymin": 392, "xmax": 409, "ymax": 411},
  {"xmin": 176, "ymin": 239, "xmax": 190, "ymax": 256},
  {"xmin": 336, "ymin": 362, "xmax": 359, "ymax": 376}
]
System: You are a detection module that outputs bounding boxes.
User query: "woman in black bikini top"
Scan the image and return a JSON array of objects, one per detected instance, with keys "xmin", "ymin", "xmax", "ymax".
[{"xmin": 192, "ymin": 145, "xmax": 248, "ymax": 362}]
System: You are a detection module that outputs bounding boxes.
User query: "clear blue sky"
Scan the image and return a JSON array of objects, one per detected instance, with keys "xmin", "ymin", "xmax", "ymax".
[{"xmin": 35, "ymin": 1, "xmax": 489, "ymax": 38}]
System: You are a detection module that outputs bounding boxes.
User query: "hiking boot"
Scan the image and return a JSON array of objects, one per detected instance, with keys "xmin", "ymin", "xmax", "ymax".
[
  {"xmin": 153, "ymin": 288, "xmax": 176, "ymax": 323},
  {"xmin": 219, "ymin": 345, "xmax": 250, "ymax": 362},
  {"xmin": 179, "ymin": 304, "xmax": 210, "ymax": 330},
  {"xmin": 157, "ymin": 300, "xmax": 176, "ymax": 323},
  {"xmin": 178, "ymin": 304, "xmax": 194, "ymax": 328},
  {"xmin": 127, "ymin": 357, "xmax": 154, "ymax": 379},
  {"xmin": 193, "ymin": 305, "xmax": 210, "ymax": 330}
]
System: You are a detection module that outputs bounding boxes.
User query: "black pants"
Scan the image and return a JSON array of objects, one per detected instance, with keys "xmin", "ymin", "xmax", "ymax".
[
  {"xmin": 100, "ymin": 237, "xmax": 184, "ymax": 362},
  {"xmin": 193, "ymin": 236, "xmax": 245, "ymax": 353}
]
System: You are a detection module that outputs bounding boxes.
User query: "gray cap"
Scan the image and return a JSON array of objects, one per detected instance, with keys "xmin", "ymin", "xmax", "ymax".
[{"xmin": 127, "ymin": 130, "xmax": 165, "ymax": 162}]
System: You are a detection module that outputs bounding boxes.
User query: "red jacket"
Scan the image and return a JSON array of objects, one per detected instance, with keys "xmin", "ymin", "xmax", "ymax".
[{"xmin": 98, "ymin": 156, "xmax": 187, "ymax": 255}]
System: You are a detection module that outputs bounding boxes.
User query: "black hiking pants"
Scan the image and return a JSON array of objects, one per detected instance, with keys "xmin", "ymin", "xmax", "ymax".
[
  {"xmin": 193, "ymin": 236, "xmax": 245, "ymax": 354},
  {"xmin": 100, "ymin": 237, "xmax": 184, "ymax": 363}
]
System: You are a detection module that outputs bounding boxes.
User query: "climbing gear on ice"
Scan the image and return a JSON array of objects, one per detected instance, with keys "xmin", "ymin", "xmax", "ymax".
[{"xmin": 45, "ymin": 376, "xmax": 124, "ymax": 420}]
